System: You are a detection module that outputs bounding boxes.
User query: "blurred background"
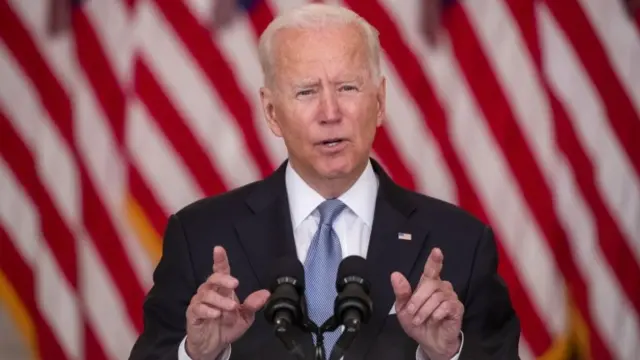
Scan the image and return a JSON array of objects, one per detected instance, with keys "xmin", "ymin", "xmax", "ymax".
[{"xmin": 1, "ymin": 0, "xmax": 639, "ymax": 359}]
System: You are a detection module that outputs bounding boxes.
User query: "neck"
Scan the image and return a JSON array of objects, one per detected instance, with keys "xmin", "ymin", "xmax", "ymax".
[{"xmin": 289, "ymin": 158, "xmax": 368, "ymax": 199}]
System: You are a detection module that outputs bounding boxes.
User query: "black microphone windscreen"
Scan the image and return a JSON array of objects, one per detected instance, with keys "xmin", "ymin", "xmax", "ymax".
[
  {"xmin": 337, "ymin": 255, "xmax": 369, "ymax": 292},
  {"xmin": 267, "ymin": 256, "xmax": 305, "ymax": 292}
]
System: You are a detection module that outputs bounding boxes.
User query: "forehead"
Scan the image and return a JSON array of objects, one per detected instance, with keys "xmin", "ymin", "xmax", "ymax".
[{"xmin": 272, "ymin": 24, "xmax": 370, "ymax": 80}]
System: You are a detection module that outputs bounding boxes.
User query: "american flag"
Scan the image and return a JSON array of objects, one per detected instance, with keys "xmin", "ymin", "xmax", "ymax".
[{"xmin": 0, "ymin": 0, "xmax": 638, "ymax": 359}]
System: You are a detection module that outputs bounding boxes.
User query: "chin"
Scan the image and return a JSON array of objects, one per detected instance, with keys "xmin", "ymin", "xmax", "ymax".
[{"xmin": 316, "ymin": 155, "xmax": 358, "ymax": 179}]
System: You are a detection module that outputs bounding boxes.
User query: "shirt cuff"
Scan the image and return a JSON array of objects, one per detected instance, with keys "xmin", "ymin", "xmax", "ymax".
[
  {"xmin": 415, "ymin": 331, "xmax": 464, "ymax": 360},
  {"xmin": 178, "ymin": 336, "xmax": 232, "ymax": 360}
]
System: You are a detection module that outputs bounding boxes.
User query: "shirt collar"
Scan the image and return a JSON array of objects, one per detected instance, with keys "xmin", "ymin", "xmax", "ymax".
[{"xmin": 285, "ymin": 160, "xmax": 379, "ymax": 230}]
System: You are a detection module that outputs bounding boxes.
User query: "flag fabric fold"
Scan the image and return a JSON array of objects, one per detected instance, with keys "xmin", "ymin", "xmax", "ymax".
[{"xmin": 1, "ymin": 0, "xmax": 639, "ymax": 359}]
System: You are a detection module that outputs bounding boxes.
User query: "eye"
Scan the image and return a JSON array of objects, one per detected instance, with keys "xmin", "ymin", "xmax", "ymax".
[
  {"xmin": 296, "ymin": 89, "xmax": 315, "ymax": 97},
  {"xmin": 340, "ymin": 85, "xmax": 358, "ymax": 92}
]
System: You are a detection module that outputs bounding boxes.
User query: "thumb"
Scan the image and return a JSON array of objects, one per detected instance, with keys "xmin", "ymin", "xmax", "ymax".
[
  {"xmin": 240, "ymin": 289, "xmax": 270, "ymax": 319},
  {"xmin": 390, "ymin": 272, "xmax": 412, "ymax": 312}
]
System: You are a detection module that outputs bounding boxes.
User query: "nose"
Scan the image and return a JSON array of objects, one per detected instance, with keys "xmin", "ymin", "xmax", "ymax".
[{"xmin": 320, "ymin": 88, "xmax": 341, "ymax": 123}]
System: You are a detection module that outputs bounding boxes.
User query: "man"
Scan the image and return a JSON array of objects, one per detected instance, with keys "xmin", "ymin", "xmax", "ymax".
[{"xmin": 129, "ymin": 4, "xmax": 520, "ymax": 360}]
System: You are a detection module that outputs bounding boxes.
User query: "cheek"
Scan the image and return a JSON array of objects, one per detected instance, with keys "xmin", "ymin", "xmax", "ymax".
[
  {"xmin": 279, "ymin": 108, "xmax": 315, "ymax": 145},
  {"xmin": 346, "ymin": 103, "xmax": 378, "ymax": 139}
]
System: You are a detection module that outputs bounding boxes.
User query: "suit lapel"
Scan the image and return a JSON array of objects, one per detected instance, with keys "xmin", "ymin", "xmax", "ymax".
[
  {"xmin": 346, "ymin": 160, "xmax": 432, "ymax": 360},
  {"xmin": 234, "ymin": 161, "xmax": 316, "ymax": 356},
  {"xmin": 234, "ymin": 161, "xmax": 297, "ymax": 290}
]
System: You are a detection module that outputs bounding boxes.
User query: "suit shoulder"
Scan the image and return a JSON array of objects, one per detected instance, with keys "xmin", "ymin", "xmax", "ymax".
[
  {"xmin": 408, "ymin": 191, "xmax": 488, "ymax": 233},
  {"xmin": 173, "ymin": 179, "xmax": 262, "ymax": 222},
  {"xmin": 405, "ymin": 192, "xmax": 494, "ymax": 269}
]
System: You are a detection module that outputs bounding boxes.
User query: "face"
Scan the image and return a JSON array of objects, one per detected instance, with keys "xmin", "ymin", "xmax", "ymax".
[{"xmin": 260, "ymin": 23, "xmax": 386, "ymax": 183}]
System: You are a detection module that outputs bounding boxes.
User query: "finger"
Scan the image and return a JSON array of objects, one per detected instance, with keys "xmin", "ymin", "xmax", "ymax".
[
  {"xmin": 213, "ymin": 246, "xmax": 231, "ymax": 275},
  {"xmin": 390, "ymin": 272, "xmax": 413, "ymax": 312},
  {"xmin": 441, "ymin": 280, "xmax": 453, "ymax": 292},
  {"xmin": 422, "ymin": 248, "xmax": 444, "ymax": 281},
  {"xmin": 432, "ymin": 299, "xmax": 463, "ymax": 322},
  {"xmin": 203, "ymin": 273, "xmax": 239, "ymax": 292},
  {"xmin": 199, "ymin": 289, "xmax": 239, "ymax": 312},
  {"xmin": 189, "ymin": 302, "xmax": 222, "ymax": 323},
  {"xmin": 404, "ymin": 278, "xmax": 439, "ymax": 316},
  {"xmin": 412, "ymin": 289, "xmax": 449, "ymax": 326},
  {"xmin": 240, "ymin": 289, "xmax": 271, "ymax": 318}
]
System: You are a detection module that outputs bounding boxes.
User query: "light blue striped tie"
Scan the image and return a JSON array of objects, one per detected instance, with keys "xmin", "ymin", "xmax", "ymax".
[{"xmin": 304, "ymin": 199, "xmax": 346, "ymax": 356}]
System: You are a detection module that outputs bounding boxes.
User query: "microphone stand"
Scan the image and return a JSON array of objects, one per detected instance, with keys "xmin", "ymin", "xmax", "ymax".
[
  {"xmin": 274, "ymin": 310, "xmax": 363, "ymax": 360},
  {"xmin": 299, "ymin": 296, "xmax": 362, "ymax": 360},
  {"xmin": 316, "ymin": 316, "xmax": 339, "ymax": 360},
  {"xmin": 273, "ymin": 317, "xmax": 307, "ymax": 360},
  {"xmin": 327, "ymin": 317, "xmax": 361, "ymax": 360},
  {"xmin": 301, "ymin": 318, "xmax": 326, "ymax": 360},
  {"xmin": 313, "ymin": 330, "xmax": 326, "ymax": 360},
  {"xmin": 308, "ymin": 315, "xmax": 361, "ymax": 360}
]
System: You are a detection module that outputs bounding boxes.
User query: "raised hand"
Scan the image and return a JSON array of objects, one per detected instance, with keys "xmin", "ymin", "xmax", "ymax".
[
  {"xmin": 185, "ymin": 246, "xmax": 270, "ymax": 360},
  {"xmin": 391, "ymin": 248, "xmax": 464, "ymax": 360}
]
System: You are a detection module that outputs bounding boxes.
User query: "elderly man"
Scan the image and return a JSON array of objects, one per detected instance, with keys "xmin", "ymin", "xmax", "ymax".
[{"xmin": 129, "ymin": 3, "xmax": 520, "ymax": 360}]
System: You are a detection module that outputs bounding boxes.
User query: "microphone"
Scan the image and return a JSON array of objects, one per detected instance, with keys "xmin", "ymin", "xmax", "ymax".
[
  {"xmin": 263, "ymin": 257, "xmax": 307, "ymax": 359},
  {"xmin": 334, "ymin": 255, "xmax": 373, "ymax": 331},
  {"xmin": 328, "ymin": 256, "xmax": 373, "ymax": 360}
]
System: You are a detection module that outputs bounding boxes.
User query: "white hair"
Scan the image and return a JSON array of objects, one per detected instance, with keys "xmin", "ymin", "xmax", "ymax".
[{"xmin": 257, "ymin": 3, "xmax": 382, "ymax": 87}]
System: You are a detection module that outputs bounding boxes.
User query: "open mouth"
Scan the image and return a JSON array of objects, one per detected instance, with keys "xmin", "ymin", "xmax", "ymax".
[{"xmin": 319, "ymin": 138, "xmax": 345, "ymax": 147}]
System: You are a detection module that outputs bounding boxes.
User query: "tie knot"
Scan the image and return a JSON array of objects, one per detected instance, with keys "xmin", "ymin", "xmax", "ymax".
[{"xmin": 317, "ymin": 199, "xmax": 346, "ymax": 227}]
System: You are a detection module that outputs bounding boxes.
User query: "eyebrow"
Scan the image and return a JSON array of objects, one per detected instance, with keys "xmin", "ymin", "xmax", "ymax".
[
  {"xmin": 336, "ymin": 76, "xmax": 364, "ymax": 85},
  {"xmin": 292, "ymin": 79, "xmax": 321, "ymax": 89},
  {"xmin": 292, "ymin": 76, "xmax": 365, "ymax": 89}
]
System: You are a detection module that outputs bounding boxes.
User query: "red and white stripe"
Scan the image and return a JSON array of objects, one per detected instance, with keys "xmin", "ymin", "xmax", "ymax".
[{"xmin": 1, "ymin": 0, "xmax": 638, "ymax": 359}]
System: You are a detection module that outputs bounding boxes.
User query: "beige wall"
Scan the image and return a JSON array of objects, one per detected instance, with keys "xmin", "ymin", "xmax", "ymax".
[{"xmin": 0, "ymin": 304, "xmax": 30, "ymax": 360}]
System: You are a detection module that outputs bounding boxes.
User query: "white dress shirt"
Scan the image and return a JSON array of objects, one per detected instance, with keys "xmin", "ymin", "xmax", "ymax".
[{"xmin": 178, "ymin": 160, "xmax": 462, "ymax": 360}]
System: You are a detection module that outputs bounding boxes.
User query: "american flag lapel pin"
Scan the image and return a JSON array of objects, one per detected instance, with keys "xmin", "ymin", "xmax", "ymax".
[{"xmin": 398, "ymin": 232, "xmax": 412, "ymax": 241}]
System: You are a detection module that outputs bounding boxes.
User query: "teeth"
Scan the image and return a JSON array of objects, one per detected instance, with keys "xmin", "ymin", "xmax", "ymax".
[{"xmin": 323, "ymin": 140, "xmax": 341, "ymax": 147}]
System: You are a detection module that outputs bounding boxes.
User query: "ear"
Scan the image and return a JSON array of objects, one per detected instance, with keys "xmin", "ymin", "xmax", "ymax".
[
  {"xmin": 375, "ymin": 76, "xmax": 386, "ymax": 127},
  {"xmin": 260, "ymin": 86, "xmax": 283, "ymax": 137}
]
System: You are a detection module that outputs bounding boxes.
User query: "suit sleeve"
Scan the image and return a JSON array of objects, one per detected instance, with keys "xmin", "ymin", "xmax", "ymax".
[
  {"xmin": 129, "ymin": 214, "xmax": 198, "ymax": 360},
  {"xmin": 458, "ymin": 226, "xmax": 521, "ymax": 360}
]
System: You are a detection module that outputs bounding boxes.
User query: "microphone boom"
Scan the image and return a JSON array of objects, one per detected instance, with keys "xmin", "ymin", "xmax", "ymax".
[
  {"xmin": 334, "ymin": 256, "xmax": 373, "ymax": 330},
  {"xmin": 328, "ymin": 256, "xmax": 373, "ymax": 360},
  {"xmin": 263, "ymin": 257, "xmax": 307, "ymax": 360}
]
